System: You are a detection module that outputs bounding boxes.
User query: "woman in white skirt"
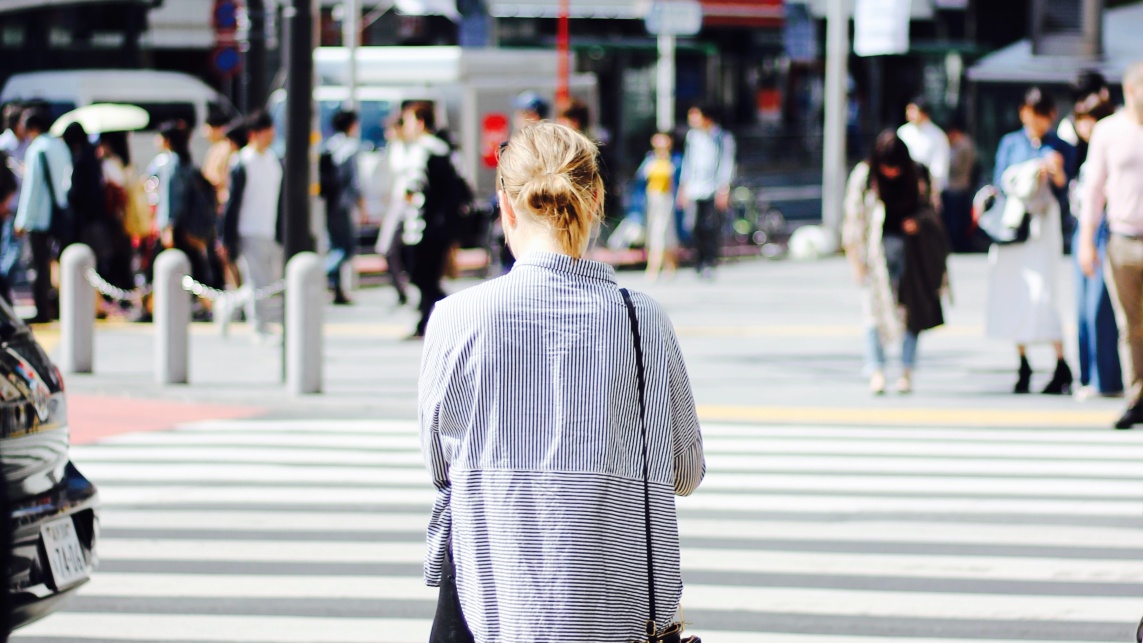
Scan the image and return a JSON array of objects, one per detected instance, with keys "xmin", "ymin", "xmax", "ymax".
[{"xmin": 987, "ymin": 87, "xmax": 1075, "ymax": 394}]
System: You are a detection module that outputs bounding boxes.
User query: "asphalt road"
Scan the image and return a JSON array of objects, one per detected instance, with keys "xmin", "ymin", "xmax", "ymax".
[
  {"xmin": 12, "ymin": 252, "xmax": 1142, "ymax": 642},
  {"xmin": 11, "ymin": 416, "xmax": 1143, "ymax": 642}
]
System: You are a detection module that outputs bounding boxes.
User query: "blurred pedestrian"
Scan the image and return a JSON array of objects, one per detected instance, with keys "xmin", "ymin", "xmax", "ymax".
[
  {"xmin": 420, "ymin": 122, "xmax": 704, "ymax": 642},
  {"xmin": 512, "ymin": 90, "xmax": 549, "ymax": 131},
  {"xmin": 151, "ymin": 122, "xmax": 216, "ymax": 301},
  {"xmin": 0, "ymin": 104, "xmax": 28, "ymax": 304},
  {"xmin": 377, "ymin": 114, "xmax": 410, "ymax": 305},
  {"xmin": 201, "ymin": 112, "xmax": 234, "ymax": 205},
  {"xmin": 320, "ymin": 108, "xmax": 364, "ymax": 305},
  {"xmin": 987, "ymin": 87, "xmax": 1074, "ymax": 395},
  {"xmin": 14, "ymin": 107, "xmax": 72, "ymax": 323},
  {"xmin": 897, "ymin": 97, "xmax": 950, "ymax": 201},
  {"xmin": 556, "ymin": 98, "xmax": 590, "ymax": 133},
  {"xmin": 398, "ymin": 103, "xmax": 464, "ymax": 338},
  {"xmin": 63, "ymin": 123, "xmax": 117, "ymax": 313},
  {"xmin": 222, "ymin": 111, "xmax": 284, "ymax": 340},
  {"xmin": 215, "ymin": 121, "xmax": 247, "ymax": 290},
  {"xmin": 844, "ymin": 130, "xmax": 948, "ymax": 395},
  {"xmin": 1069, "ymin": 92, "xmax": 1121, "ymax": 401},
  {"xmin": 942, "ymin": 119, "xmax": 977, "ymax": 252},
  {"xmin": 1078, "ymin": 62, "xmax": 1143, "ymax": 428},
  {"xmin": 639, "ymin": 131, "xmax": 680, "ymax": 280},
  {"xmin": 222, "ymin": 111, "xmax": 283, "ymax": 342},
  {"xmin": 678, "ymin": 103, "xmax": 736, "ymax": 280},
  {"xmin": 1058, "ymin": 71, "xmax": 1111, "ymax": 149},
  {"xmin": 95, "ymin": 132, "xmax": 142, "ymax": 296},
  {"xmin": 0, "ymin": 149, "xmax": 17, "ymax": 304}
]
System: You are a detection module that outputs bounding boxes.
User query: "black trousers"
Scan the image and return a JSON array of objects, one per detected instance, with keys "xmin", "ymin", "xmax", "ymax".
[
  {"xmin": 429, "ymin": 548, "xmax": 474, "ymax": 643},
  {"xmin": 692, "ymin": 198, "xmax": 722, "ymax": 271},
  {"xmin": 28, "ymin": 231, "xmax": 56, "ymax": 321},
  {"xmin": 408, "ymin": 238, "xmax": 448, "ymax": 336}
]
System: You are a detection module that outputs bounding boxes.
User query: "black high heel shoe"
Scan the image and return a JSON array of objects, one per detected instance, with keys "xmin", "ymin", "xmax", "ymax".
[
  {"xmin": 1014, "ymin": 356, "xmax": 1032, "ymax": 394},
  {"xmin": 1042, "ymin": 359, "xmax": 1074, "ymax": 395}
]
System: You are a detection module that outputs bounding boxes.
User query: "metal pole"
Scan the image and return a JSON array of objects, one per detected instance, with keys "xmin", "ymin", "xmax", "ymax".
[
  {"xmin": 246, "ymin": 0, "xmax": 268, "ymax": 112},
  {"xmin": 556, "ymin": 0, "xmax": 570, "ymax": 107},
  {"xmin": 656, "ymin": 33, "xmax": 676, "ymax": 132},
  {"xmin": 283, "ymin": 0, "xmax": 316, "ymax": 260},
  {"xmin": 59, "ymin": 244, "xmax": 95, "ymax": 375},
  {"xmin": 821, "ymin": 0, "xmax": 849, "ymax": 247},
  {"xmin": 343, "ymin": 0, "xmax": 359, "ymax": 109}
]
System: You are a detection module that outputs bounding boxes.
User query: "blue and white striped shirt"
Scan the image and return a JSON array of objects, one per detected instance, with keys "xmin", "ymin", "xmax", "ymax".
[{"xmin": 419, "ymin": 251, "xmax": 705, "ymax": 643}]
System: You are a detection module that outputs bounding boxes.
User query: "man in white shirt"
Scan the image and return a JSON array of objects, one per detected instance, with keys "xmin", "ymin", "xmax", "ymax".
[
  {"xmin": 222, "ymin": 111, "xmax": 283, "ymax": 338},
  {"xmin": 897, "ymin": 97, "xmax": 950, "ymax": 199},
  {"xmin": 678, "ymin": 104, "xmax": 736, "ymax": 280}
]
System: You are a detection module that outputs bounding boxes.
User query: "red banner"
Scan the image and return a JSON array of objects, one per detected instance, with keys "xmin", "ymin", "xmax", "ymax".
[{"xmin": 700, "ymin": 0, "xmax": 783, "ymax": 28}]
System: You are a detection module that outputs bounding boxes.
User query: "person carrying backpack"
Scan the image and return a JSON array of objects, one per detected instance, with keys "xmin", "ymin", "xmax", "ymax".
[
  {"xmin": 320, "ymin": 108, "xmax": 364, "ymax": 305},
  {"xmin": 398, "ymin": 102, "xmax": 467, "ymax": 339},
  {"xmin": 151, "ymin": 121, "xmax": 218, "ymax": 299}
]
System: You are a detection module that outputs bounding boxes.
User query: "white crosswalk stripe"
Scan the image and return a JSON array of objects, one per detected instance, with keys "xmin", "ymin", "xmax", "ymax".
[{"xmin": 12, "ymin": 419, "xmax": 1143, "ymax": 642}]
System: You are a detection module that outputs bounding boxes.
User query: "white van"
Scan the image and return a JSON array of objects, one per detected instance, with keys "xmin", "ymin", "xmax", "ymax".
[{"xmin": 0, "ymin": 69, "xmax": 238, "ymax": 168}]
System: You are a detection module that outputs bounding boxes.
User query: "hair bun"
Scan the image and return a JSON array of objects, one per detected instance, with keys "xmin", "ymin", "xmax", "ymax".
[{"xmin": 522, "ymin": 172, "xmax": 575, "ymax": 218}]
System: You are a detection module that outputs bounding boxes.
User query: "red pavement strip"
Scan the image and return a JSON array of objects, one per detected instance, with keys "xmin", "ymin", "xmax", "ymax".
[{"xmin": 66, "ymin": 394, "xmax": 266, "ymax": 445}]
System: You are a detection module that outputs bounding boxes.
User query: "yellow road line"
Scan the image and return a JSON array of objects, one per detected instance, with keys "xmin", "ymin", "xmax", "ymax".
[{"xmin": 696, "ymin": 405, "xmax": 1118, "ymax": 428}]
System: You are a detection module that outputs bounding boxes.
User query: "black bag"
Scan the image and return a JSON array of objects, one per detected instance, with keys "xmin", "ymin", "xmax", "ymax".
[
  {"xmin": 177, "ymin": 165, "xmax": 219, "ymax": 242},
  {"xmin": 318, "ymin": 149, "xmax": 338, "ymax": 200},
  {"xmin": 620, "ymin": 288, "xmax": 701, "ymax": 643},
  {"xmin": 39, "ymin": 150, "xmax": 75, "ymax": 246}
]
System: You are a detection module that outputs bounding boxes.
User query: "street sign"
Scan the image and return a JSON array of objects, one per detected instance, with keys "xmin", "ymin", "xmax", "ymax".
[
  {"xmin": 644, "ymin": 0, "xmax": 703, "ymax": 36},
  {"xmin": 211, "ymin": 45, "xmax": 243, "ymax": 78},
  {"xmin": 854, "ymin": 0, "xmax": 911, "ymax": 57}
]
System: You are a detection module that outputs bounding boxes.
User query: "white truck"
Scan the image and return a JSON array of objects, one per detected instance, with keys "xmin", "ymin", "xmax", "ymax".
[{"xmin": 268, "ymin": 46, "xmax": 599, "ymax": 229}]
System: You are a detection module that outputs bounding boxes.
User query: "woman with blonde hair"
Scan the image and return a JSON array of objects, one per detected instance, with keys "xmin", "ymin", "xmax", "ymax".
[{"xmin": 419, "ymin": 122, "xmax": 705, "ymax": 642}]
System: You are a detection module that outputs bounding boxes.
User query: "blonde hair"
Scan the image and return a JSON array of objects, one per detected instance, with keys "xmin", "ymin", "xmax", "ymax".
[{"xmin": 497, "ymin": 122, "xmax": 604, "ymax": 258}]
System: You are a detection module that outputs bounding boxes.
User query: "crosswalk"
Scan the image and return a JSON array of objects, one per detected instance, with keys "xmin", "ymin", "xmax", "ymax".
[{"xmin": 12, "ymin": 418, "xmax": 1143, "ymax": 643}]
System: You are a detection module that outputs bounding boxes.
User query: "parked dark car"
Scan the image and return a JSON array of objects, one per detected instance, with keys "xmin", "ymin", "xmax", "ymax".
[{"xmin": 0, "ymin": 299, "xmax": 98, "ymax": 631}]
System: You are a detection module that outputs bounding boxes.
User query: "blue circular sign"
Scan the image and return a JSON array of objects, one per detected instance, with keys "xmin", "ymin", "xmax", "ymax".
[{"xmin": 212, "ymin": 46, "xmax": 242, "ymax": 77}]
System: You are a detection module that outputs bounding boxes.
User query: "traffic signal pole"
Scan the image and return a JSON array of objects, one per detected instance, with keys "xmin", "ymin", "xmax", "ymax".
[{"xmin": 282, "ymin": 0, "xmax": 316, "ymax": 260}]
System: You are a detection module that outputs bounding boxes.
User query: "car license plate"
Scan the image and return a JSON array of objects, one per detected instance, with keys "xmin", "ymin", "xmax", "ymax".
[{"xmin": 41, "ymin": 516, "xmax": 88, "ymax": 589}]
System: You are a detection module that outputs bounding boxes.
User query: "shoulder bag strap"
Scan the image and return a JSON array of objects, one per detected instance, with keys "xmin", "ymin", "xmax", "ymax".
[
  {"xmin": 40, "ymin": 150, "xmax": 59, "ymax": 209},
  {"xmin": 619, "ymin": 287, "xmax": 657, "ymax": 629}
]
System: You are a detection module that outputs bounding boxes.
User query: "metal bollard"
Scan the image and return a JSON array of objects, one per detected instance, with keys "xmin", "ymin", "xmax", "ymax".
[
  {"xmin": 154, "ymin": 249, "xmax": 191, "ymax": 385},
  {"xmin": 286, "ymin": 252, "xmax": 324, "ymax": 395},
  {"xmin": 59, "ymin": 244, "xmax": 96, "ymax": 374}
]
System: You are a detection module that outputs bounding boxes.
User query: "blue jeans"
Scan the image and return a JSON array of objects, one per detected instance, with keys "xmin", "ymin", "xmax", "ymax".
[
  {"xmin": 1074, "ymin": 225, "xmax": 1123, "ymax": 393},
  {"xmin": 865, "ymin": 234, "xmax": 919, "ymax": 372}
]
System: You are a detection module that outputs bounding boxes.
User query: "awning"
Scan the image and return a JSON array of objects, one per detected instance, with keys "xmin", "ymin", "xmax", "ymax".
[
  {"xmin": 488, "ymin": 0, "xmax": 783, "ymax": 25},
  {"xmin": 786, "ymin": 0, "xmax": 938, "ymax": 20},
  {"xmin": 488, "ymin": 0, "xmax": 642, "ymax": 19},
  {"xmin": 701, "ymin": 0, "xmax": 783, "ymax": 28},
  {"xmin": 967, "ymin": 2, "xmax": 1143, "ymax": 84}
]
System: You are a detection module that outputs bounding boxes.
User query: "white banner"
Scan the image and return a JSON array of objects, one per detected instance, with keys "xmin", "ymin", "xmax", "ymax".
[{"xmin": 853, "ymin": 0, "xmax": 911, "ymax": 57}]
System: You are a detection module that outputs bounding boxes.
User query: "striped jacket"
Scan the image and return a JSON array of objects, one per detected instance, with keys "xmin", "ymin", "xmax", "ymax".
[{"xmin": 419, "ymin": 251, "xmax": 705, "ymax": 642}]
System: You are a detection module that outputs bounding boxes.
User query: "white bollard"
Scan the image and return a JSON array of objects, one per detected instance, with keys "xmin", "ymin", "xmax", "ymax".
[
  {"xmin": 286, "ymin": 252, "xmax": 324, "ymax": 395},
  {"xmin": 59, "ymin": 244, "xmax": 96, "ymax": 374},
  {"xmin": 154, "ymin": 249, "xmax": 191, "ymax": 385}
]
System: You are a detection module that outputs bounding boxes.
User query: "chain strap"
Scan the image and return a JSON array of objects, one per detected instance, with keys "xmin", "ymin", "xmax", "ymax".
[
  {"xmin": 84, "ymin": 268, "xmax": 152, "ymax": 303},
  {"xmin": 181, "ymin": 275, "xmax": 286, "ymax": 304}
]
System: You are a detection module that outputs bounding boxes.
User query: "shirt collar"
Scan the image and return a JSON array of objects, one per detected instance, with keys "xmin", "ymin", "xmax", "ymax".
[{"xmin": 513, "ymin": 250, "xmax": 617, "ymax": 284}]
